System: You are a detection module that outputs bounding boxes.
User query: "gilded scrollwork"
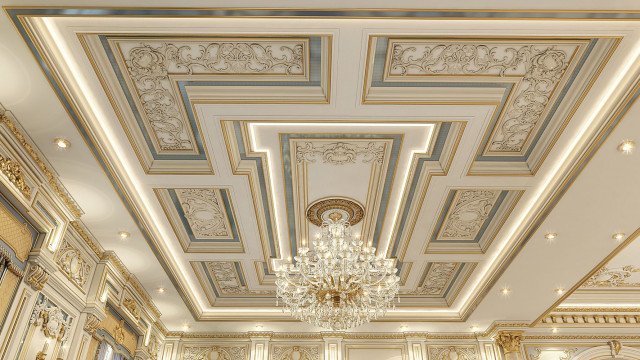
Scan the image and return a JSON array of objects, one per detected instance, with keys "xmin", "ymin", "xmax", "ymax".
[
  {"xmin": 205, "ymin": 261, "xmax": 273, "ymax": 296},
  {"xmin": 428, "ymin": 346, "xmax": 479, "ymax": 360},
  {"xmin": 439, "ymin": 190, "xmax": 501, "ymax": 240},
  {"xmin": 407, "ymin": 262, "xmax": 457, "ymax": 295},
  {"xmin": 55, "ymin": 239, "xmax": 92, "ymax": 289},
  {"xmin": 123, "ymin": 40, "xmax": 305, "ymax": 151},
  {"xmin": 30, "ymin": 296, "xmax": 71, "ymax": 341},
  {"xmin": 175, "ymin": 188, "xmax": 232, "ymax": 239},
  {"xmin": 295, "ymin": 141, "xmax": 385, "ymax": 165},
  {"xmin": 495, "ymin": 331, "xmax": 523, "ymax": 354},
  {"xmin": 388, "ymin": 42, "xmax": 571, "ymax": 152},
  {"xmin": 0, "ymin": 153, "xmax": 31, "ymax": 198},
  {"xmin": 272, "ymin": 346, "xmax": 320, "ymax": 360},
  {"xmin": 582, "ymin": 265, "xmax": 640, "ymax": 288},
  {"xmin": 123, "ymin": 297, "xmax": 141, "ymax": 320},
  {"xmin": 26, "ymin": 263, "xmax": 49, "ymax": 291},
  {"xmin": 182, "ymin": 345, "xmax": 247, "ymax": 360}
]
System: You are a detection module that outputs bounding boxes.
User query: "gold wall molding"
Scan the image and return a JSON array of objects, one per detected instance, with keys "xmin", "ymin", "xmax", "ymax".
[
  {"xmin": 541, "ymin": 313, "xmax": 640, "ymax": 325},
  {"xmin": 68, "ymin": 220, "xmax": 103, "ymax": 257},
  {"xmin": 0, "ymin": 107, "xmax": 83, "ymax": 218},
  {"xmin": 25, "ymin": 263, "xmax": 49, "ymax": 291},
  {"xmin": 0, "ymin": 153, "xmax": 31, "ymax": 198},
  {"xmin": 101, "ymin": 251, "xmax": 161, "ymax": 319}
]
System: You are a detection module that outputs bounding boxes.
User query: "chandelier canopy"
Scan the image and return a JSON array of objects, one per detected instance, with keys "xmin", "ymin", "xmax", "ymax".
[{"xmin": 275, "ymin": 198, "xmax": 400, "ymax": 330}]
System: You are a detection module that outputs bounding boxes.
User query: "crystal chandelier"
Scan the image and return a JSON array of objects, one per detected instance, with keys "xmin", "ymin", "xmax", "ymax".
[{"xmin": 275, "ymin": 207, "xmax": 400, "ymax": 330}]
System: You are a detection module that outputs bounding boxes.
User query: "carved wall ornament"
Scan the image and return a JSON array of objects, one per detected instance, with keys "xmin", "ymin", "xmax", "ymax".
[
  {"xmin": 296, "ymin": 141, "xmax": 385, "ymax": 165},
  {"xmin": 272, "ymin": 346, "xmax": 320, "ymax": 360},
  {"xmin": 30, "ymin": 296, "xmax": 71, "ymax": 341},
  {"xmin": 123, "ymin": 297, "xmax": 141, "ymax": 320},
  {"xmin": 0, "ymin": 153, "xmax": 31, "ymax": 197},
  {"xmin": 528, "ymin": 347, "xmax": 577, "ymax": 360},
  {"xmin": 205, "ymin": 261, "xmax": 273, "ymax": 296},
  {"xmin": 122, "ymin": 40, "xmax": 305, "ymax": 151},
  {"xmin": 428, "ymin": 346, "xmax": 479, "ymax": 360},
  {"xmin": 83, "ymin": 313, "xmax": 100, "ymax": 336},
  {"xmin": 114, "ymin": 319, "xmax": 126, "ymax": 344},
  {"xmin": 0, "ymin": 107, "xmax": 83, "ymax": 218},
  {"xmin": 388, "ymin": 42, "xmax": 572, "ymax": 153},
  {"xmin": 182, "ymin": 345, "xmax": 247, "ymax": 360},
  {"xmin": 439, "ymin": 190, "xmax": 501, "ymax": 240},
  {"xmin": 175, "ymin": 188, "xmax": 232, "ymax": 239},
  {"xmin": 55, "ymin": 238, "xmax": 92, "ymax": 289},
  {"xmin": 69, "ymin": 221, "xmax": 103, "ymax": 257},
  {"xmin": 609, "ymin": 340, "xmax": 622, "ymax": 356},
  {"xmin": 495, "ymin": 331, "xmax": 523, "ymax": 354},
  {"xmin": 407, "ymin": 262, "xmax": 457, "ymax": 295},
  {"xmin": 25, "ymin": 263, "xmax": 49, "ymax": 291},
  {"xmin": 581, "ymin": 265, "xmax": 640, "ymax": 288}
]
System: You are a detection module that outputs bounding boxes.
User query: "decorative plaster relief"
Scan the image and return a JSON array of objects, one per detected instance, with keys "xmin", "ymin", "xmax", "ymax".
[
  {"xmin": 0, "ymin": 153, "xmax": 31, "ymax": 197},
  {"xmin": 29, "ymin": 295, "xmax": 71, "ymax": 341},
  {"xmin": 428, "ymin": 346, "xmax": 479, "ymax": 360},
  {"xmin": 407, "ymin": 262, "xmax": 457, "ymax": 295},
  {"xmin": 121, "ymin": 39, "xmax": 306, "ymax": 152},
  {"xmin": 582, "ymin": 265, "xmax": 640, "ymax": 288},
  {"xmin": 174, "ymin": 188, "xmax": 232, "ymax": 239},
  {"xmin": 272, "ymin": 346, "xmax": 320, "ymax": 360},
  {"xmin": 182, "ymin": 345, "xmax": 247, "ymax": 360},
  {"xmin": 205, "ymin": 261, "xmax": 272, "ymax": 296},
  {"xmin": 438, "ymin": 190, "xmax": 501, "ymax": 241},
  {"xmin": 55, "ymin": 238, "xmax": 92, "ymax": 289},
  {"xmin": 296, "ymin": 141, "xmax": 385, "ymax": 165}
]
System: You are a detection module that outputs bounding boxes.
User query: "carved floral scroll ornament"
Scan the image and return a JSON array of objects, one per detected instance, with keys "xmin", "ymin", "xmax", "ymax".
[
  {"xmin": 407, "ymin": 262, "xmax": 457, "ymax": 295},
  {"xmin": 439, "ymin": 190, "xmax": 500, "ymax": 240},
  {"xmin": 389, "ymin": 43, "xmax": 571, "ymax": 152},
  {"xmin": 206, "ymin": 261, "xmax": 273, "ymax": 296},
  {"xmin": 182, "ymin": 345, "xmax": 247, "ymax": 360},
  {"xmin": 0, "ymin": 153, "xmax": 30, "ymax": 197},
  {"xmin": 175, "ymin": 188, "xmax": 231, "ymax": 238},
  {"xmin": 30, "ymin": 296, "xmax": 71, "ymax": 341},
  {"xmin": 56, "ymin": 239, "xmax": 92, "ymax": 288},
  {"xmin": 296, "ymin": 141, "xmax": 385, "ymax": 165},
  {"xmin": 582, "ymin": 265, "xmax": 640, "ymax": 288},
  {"xmin": 428, "ymin": 346, "xmax": 479, "ymax": 360},
  {"xmin": 124, "ymin": 41, "xmax": 304, "ymax": 151},
  {"xmin": 272, "ymin": 346, "xmax": 320, "ymax": 360}
]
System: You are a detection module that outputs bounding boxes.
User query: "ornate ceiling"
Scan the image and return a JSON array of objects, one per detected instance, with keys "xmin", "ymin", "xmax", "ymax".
[{"xmin": 3, "ymin": 4, "xmax": 640, "ymax": 333}]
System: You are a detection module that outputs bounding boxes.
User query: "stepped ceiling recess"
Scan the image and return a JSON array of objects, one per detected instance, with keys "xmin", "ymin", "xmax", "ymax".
[{"xmin": 2, "ymin": 0, "xmax": 640, "ymax": 334}]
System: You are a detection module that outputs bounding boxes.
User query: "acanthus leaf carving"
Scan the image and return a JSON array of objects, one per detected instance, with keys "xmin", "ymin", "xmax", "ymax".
[
  {"xmin": 55, "ymin": 239, "xmax": 92, "ymax": 289},
  {"xmin": 582, "ymin": 265, "xmax": 640, "ymax": 288},
  {"xmin": 296, "ymin": 141, "xmax": 385, "ymax": 165},
  {"xmin": 205, "ymin": 261, "xmax": 273, "ymax": 296},
  {"xmin": 439, "ymin": 190, "xmax": 501, "ymax": 240},
  {"xmin": 182, "ymin": 345, "xmax": 247, "ymax": 360},
  {"xmin": 30, "ymin": 295, "xmax": 71, "ymax": 341},
  {"xmin": 0, "ymin": 153, "xmax": 31, "ymax": 198},
  {"xmin": 123, "ymin": 40, "xmax": 305, "ymax": 152},
  {"xmin": 388, "ymin": 42, "xmax": 572, "ymax": 153},
  {"xmin": 428, "ymin": 346, "xmax": 479, "ymax": 360},
  {"xmin": 272, "ymin": 346, "xmax": 320, "ymax": 360},
  {"xmin": 495, "ymin": 331, "xmax": 523, "ymax": 354},
  {"xmin": 407, "ymin": 262, "xmax": 457, "ymax": 295},
  {"xmin": 175, "ymin": 188, "xmax": 232, "ymax": 239}
]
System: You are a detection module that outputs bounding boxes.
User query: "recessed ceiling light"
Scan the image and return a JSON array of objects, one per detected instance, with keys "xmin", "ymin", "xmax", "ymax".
[
  {"xmin": 618, "ymin": 140, "xmax": 636, "ymax": 154},
  {"xmin": 53, "ymin": 137, "xmax": 71, "ymax": 149},
  {"xmin": 118, "ymin": 231, "xmax": 130, "ymax": 240},
  {"xmin": 400, "ymin": 324, "xmax": 408, "ymax": 331},
  {"xmin": 156, "ymin": 287, "xmax": 166, "ymax": 294},
  {"xmin": 544, "ymin": 232, "xmax": 557, "ymax": 241},
  {"xmin": 612, "ymin": 232, "xmax": 626, "ymax": 241},
  {"xmin": 551, "ymin": 327, "xmax": 559, "ymax": 334},
  {"xmin": 501, "ymin": 287, "xmax": 511, "ymax": 296},
  {"xmin": 555, "ymin": 287, "xmax": 565, "ymax": 295},
  {"xmin": 182, "ymin": 323, "xmax": 191, "ymax": 331},
  {"xmin": 470, "ymin": 325, "xmax": 479, "ymax": 332}
]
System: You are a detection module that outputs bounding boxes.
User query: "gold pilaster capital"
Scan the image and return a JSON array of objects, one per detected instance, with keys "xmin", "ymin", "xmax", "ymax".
[
  {"xmin": 495, "ymin": 331, "xmax": 523, "ymax": 354},
  {"xmin": 25, "ymin": 262, "xmax": 49, "ymax": 291}
]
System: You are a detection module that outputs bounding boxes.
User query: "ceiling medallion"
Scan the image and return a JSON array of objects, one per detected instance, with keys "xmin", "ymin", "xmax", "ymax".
[
  {"xmin": 305, "ymin": 197, "xmax": 364, "ymax": 227},
  {"xmin": 276, "ymin": 197, "xmax": 400, "ymax": 330}
]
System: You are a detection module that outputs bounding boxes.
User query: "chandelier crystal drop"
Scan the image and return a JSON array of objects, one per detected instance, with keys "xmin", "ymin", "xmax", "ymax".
[{"xmin": 275, "ymin": 215, "xmax": 400, "ymax": 330}]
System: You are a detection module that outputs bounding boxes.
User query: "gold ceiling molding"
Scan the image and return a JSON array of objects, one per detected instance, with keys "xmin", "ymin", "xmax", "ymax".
[
  {"xmin": 532, "ymin": 226, "xmax": 640, "ymax": 326},
  {"xmin": 101, "ymin": 251, "xmax": 162, "ymax": 319},
  {"xmin": 306, "ymin": 197, "xmax": 365, "ymax": 227},
  {"xmin": 68, "ymin": 220, "xmax": 103, "ymax": 258},
  {"xmin": 523, "ymin": 335, "xmax": 640, "ymax": 340},
  {"xmin": 0, "ymin": 154, "xmax": 31, "ymax": 198},
  {"xmin": 540, "ymin": 313, "xmax": 640, "ymax": 326},
  {"xmin": 0, "ymin": 107, "xmax": 83, "ymax": 218},
  {"xmin": 554, "ymin": 307, "xmax": 640, "ymax": 312}
]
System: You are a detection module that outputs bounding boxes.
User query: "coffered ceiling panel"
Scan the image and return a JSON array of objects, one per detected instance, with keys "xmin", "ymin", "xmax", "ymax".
[{"xmin": 7, "ymin": 6, "xmax": 640, "ymax": 332}]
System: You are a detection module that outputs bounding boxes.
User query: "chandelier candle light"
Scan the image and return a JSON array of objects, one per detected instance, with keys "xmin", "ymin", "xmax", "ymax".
[{"xmin": 275, "ymin": 199, "xmax": 400, "ymax": 330}]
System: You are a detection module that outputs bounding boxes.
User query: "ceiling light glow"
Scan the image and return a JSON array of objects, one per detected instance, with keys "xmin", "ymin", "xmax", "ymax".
[
  {"xmin": 53, "ymin": 137, "xmax": 70, "ymax": 149},
  {"xmin": 612, "ymin": 232, "xmax": 626, "ymax": 241},
  {"xmin": 618, "ymin": 140, "xmax": 636, "ymax": 154}
]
